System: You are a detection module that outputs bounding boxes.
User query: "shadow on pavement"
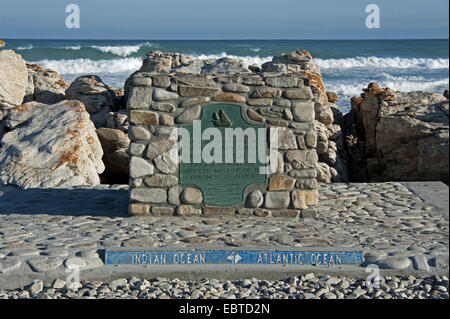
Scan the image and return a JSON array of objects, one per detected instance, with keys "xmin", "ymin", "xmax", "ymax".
[{"xmin": 0, "ymin": 185, "xmax": 129, "ymax": 217}]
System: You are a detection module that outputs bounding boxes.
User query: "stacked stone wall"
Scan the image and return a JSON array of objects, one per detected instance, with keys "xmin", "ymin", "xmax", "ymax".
[{"xmin": 127, "ymin": 71, "xmax": 319, "ymax": 218}]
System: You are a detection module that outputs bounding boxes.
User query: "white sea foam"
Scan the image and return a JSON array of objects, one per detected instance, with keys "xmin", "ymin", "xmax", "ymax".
[
  {"xmin": 16, "ymin": 45, "xmax": 33, "ymax": 50},
  {"xmin": 91, "ymin": 42, "xmax": 156, "ymax": 57},
  {"xmin": 316, "ymin": 56, "xmax": 449, "ymax": 70},
  {"xmin": 32, "ymin": 57, "xmax": 143, "ymax": 75},
  {"xmin": 186, "ymin": 54, "xmax": 448, "ymax": 71},
  {"xmin": 326, "ymin": 77, "xmax": 449, "ymax": 99},
  {"xmin": 63, "ymin": 46, "xmax": 81, "ymax": 50}
]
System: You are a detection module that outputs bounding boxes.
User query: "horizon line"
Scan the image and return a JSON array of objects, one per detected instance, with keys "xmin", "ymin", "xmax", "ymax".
[{"xmin": 2, "ymin": 37, "xmax": 449, "ymax": 41}]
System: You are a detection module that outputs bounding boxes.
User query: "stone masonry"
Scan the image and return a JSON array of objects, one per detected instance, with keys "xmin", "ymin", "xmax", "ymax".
[{"xmin": 127, "ymin": 64, "xmax": 320, "ymax": 217}]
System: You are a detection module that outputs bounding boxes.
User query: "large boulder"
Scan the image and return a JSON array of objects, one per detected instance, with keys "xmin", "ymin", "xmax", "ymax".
[
  {"xmin": 24, "ymin": 63, "xmax": 69, "ymax": 104},
  {"xmin": 66, "ymin": 75, "xmax": 123, "ymax": 128},
  {"xmin": 344, "ymin": 83, "xmax": 449, "ymax": 183},
  {"xmin": 97, "ymin": 127, "xmax": 130, "ymax": 183},
  {"xmin": 0, "ymin": 50, "xmax": 28, "ymax": 120},
  {"xmin": 139, "ymin": 51, "xmax": 193, "ymax": 73},
  {"xmin": 0, "ymin": 100, "xmax": 105, "ymax": 188}
]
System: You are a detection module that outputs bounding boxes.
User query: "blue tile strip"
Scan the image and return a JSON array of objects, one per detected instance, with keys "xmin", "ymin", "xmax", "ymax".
[
  {"xmin": 105, "ymin": 250, "xmax": 234, "ymax": 265},
  {"xmin": 105, "ymin": 250, "xmax": 363, "ymax": 266},
  {"xmin": 232, "ymin": 251, "xmax": 363, "ymax": 265}
]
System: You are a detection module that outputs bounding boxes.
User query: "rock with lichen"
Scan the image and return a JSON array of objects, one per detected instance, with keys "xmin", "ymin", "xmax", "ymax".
[
  {"xmin": 0, "ymin": 50, "xmax": 28, "ymax": 120},
  {"xmin": 0, "ymin": 100, "xmax": 104, "ymax": 188},
  {"xmin": 24, "ymin": 63, "xmax": 69, "ymax": 104},
  {"xmin": 66, "ymin": 75, "xmax": 124, "ymax": 128},
  {"xmin": 344, "ymin": 83, "xmax": 449, "ymax": 183}
]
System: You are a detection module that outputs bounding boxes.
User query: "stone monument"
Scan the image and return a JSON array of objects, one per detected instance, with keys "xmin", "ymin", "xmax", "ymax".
[{"xmin": 127, "ymin": 52, "xmax": 320, "ymax": 218}]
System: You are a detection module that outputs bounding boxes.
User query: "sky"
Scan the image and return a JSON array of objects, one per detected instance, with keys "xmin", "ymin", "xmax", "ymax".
[{"xmin": 0, "ymin": 0, "xmax": 448, "ymax": 39}]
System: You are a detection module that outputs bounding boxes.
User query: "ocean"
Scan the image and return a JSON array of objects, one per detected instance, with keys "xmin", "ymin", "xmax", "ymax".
[{"xmin": 2, "ymin": 39, "xmax": 448, "ymax": 113}]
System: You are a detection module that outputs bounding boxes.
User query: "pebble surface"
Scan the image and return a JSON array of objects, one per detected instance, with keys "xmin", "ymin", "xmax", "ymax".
[
  {"xmin": 0, "ymin": 274, "xmax": 448, "ymax": 299},
  {"xmin": 0, "ymin": 182, "xmax": 448, "ymax": 299}
]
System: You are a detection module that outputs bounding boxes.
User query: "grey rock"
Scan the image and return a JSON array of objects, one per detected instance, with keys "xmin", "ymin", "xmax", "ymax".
[
  {"xmin": 128, "ymin": 126, "xmax": 151, "ymax": 141},
  {"xmin": 304, "ymin": 273, "xmax": 315, "ymax": 280},
  {"xmin": 377, "ymin": 257, "xmax": 412, "ymax": 270},
  {"xmin": 129, "ymin": 157, "xmax": 154, "ymax": 178},
  {"xmin": 66, "ymin": 75, "xmax": 119, "ymax": 114},
  {"xmin": 0, "ymin": 256, "xmax": 21, "ymax": 274},
  {"xmin": 129, "ymin": 75, "xmax": 152, "ymax": 87},
  {"xmin": 168, "ymin": 186, "xmax": 182, "ymax": 205},
  {"xmin": 265, "ymin": 75, "xmax": 298, "ymax": 88},
  {"xmin": 284, "ymin": 87, "xmax": 313, "ymax": 99},
  {"xmin": 105, "ymin": 110, "xmax": 129, "ymax": 132},
  {"xmin": 345, "ymin": 87, "xmax": 449, "ymax": 183},
  {"xmin": 270, "ymin": 233, "xmax": 293, "ymax": 245},
  {"xmin": 109, "ymin": 278, "xmax": 128, "ymax": 289},
  {"xmin": 0, "ymin": 50, "xmax": 28, "ymax": 118},
  {"xmin": 241, "ymin": 279, "xmax": 252, "ymax": 288},
  {"xmin": 27, "ymin": 280, "xmax": 43, "ymax": 295},
  {"xmin": 42, "ymin": 248, "xmax": 68, "ymax": 257},
  {"xmin": 275, "ymin": 128, "xmax": 297, "ymax": 150},
  {"xmin": 291, "ymin": 101, "xmax": 315, "ymax": 122},
  {"xmin": 127, "ymin": 86, "xmax": 153, "ymax": 109},
  {"xmin": 222, "ymin": 84, "xmax": 250, "ymax": 93},
  {"xmin": 246, "ymin": 190, "xmax": 264, "ymax": 208},
  {"xmin": 412, "ymin": 254, "xmax": 430, "ymax": 271},
  {"xmin": 364, "ymin": 251, "xmax": 387, "ymax": 263},
  {"xmin": 65, "ymin": 257, "xmax": 87, "ymax": 269},
  {"xmin": 144, "ymin": 173, "xmax": 178, "ymax": 187},
  {"xmin": 52, "ymin": 279, "xmax": 66, "ymax": 289},
  {"xmin": 24, "ymin": 63, "xmax": 68, "ymax": 104},
  {"xmin": 130, "ymin": 143, "xmax": 146, "ymax": 157},
  {"xmin": 180, "ymin": 187, "xmax": 203, "ymax": 204},
  {"xmin": 264, "ymin": 192, "xmax": 290, "ymax": 209},
  {"xmin": 150, "ymin": 103, "xmax": 176, "ymax": 113},
  {"xmin": 175, "ymin": 105, "xmax": 202, "ymax": 124},
  {"xmin": 130, "ymin": 188, "xmax": 167, "ymax": 203},
  {"xmin": 154, "ymin": 153, "xmax": 177, "ymax": 174},
  {"xmin": 153, "ymin": 88, "xmax": 179, "ymax": 101},
  {"xmin": 152, "ymin": 75, "xmax": 171, "ymax": 88},
  {"xmin": 8, "ymin": 249, "xmax": 39, "ymax": 257},
  {"xmin": 431, "ymin": 253, "xmax": 449, "ymax": 268},
  {"xmin": 171, "ymin": 60, "xmax": 204, "ymax": 74},
  {"xmin": 139, "ymin": 51, "xmax": 193, "ymax": 73},
  {"xmin": 145, "ymin": 137, "xmax": 176, "ymax": 160},
  {"xmin": 27, "ymin": 256, "xmax": 63, "ymax": 272},
  {"xmin": 0, "ymin": 100, "xmax": 105, "ymax": 188},
  {"xmin": 201, "ymin": 57, "xmax": 250, "ymax": 74}
]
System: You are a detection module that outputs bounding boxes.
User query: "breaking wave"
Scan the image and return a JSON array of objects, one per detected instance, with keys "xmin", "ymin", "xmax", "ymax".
[
  {"xmin": 326, "ymin": 75, "xmax": 449, "ymax": 97},
  {"xmin": 316, "ymin": 56, "xmax": 449, "ymax": 70},
  {"xmin": 91, "ymin": 42, "xmax": 156, "ymax": 57},
  {"xmin": 32, "ymin": 57, "xmax": 143, "ymax": 75},
  {"xmin": 63, "ymin": 46, "xmax": 81, "ymax": 50},
  {"xmin": 15, "ymin": 45, "xmax": 33, "ymax": 50}
]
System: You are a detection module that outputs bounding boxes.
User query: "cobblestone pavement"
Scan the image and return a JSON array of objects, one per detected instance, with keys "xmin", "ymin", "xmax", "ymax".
[{"xmin": 0, "ymin": 182, "xmax": 448, "ymax": 298}]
